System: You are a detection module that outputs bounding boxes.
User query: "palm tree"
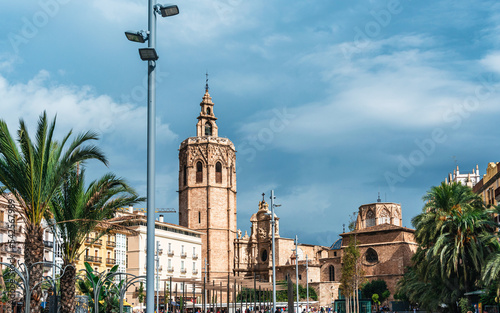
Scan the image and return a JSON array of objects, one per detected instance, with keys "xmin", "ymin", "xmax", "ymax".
[
  {"xmin": 0, "ymin": 112, "xmax": 107, "ymax": 312},
  {"xmin": 402, "ymin": 182, "xmax": 497, "ymax": 311},
  {"xmin": 49, "ymin": 167, "xmax": 144, "ymax": 313}
]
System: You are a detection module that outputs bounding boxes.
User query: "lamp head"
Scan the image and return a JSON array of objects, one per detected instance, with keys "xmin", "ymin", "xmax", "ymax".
[
  {"xmin": 157, "ymin": 4, "xmax": 179, "ymax": 17},
  {"xmin": 139, "ymin": 48, "xmax": 159, "ymax": 61},
  {"xmin": 125, "ymin": 31, "xmax": 148, "ymax": 43}
]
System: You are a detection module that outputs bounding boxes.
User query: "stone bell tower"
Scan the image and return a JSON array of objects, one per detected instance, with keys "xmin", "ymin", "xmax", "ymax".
[{"xmin": 178, "ymin": 82, "xmax": 237, "ymax": 281}]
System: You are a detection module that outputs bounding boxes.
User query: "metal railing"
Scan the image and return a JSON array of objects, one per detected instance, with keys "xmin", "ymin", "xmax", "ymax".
[
  {"xmin": 107, "ymin": 241, "xmax": 116, "ymax": 248},
  {"xmin": 167, "ymin": 250, "xmax": 174, "ymax": 256},
  {"xmin": 43, "ymin": 240, "xmax": 54, "ymax": 248},
  {"xmin": 84, "ymin": 255, "xmax": 103, "ymax": 263},
  {"xmin": 106, "ymin": 258, "xmax": 116, "ymax": 265}
]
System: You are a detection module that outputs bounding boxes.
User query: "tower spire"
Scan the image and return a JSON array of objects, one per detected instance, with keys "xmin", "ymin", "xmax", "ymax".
[{"xmin": 205, "ymin": 71, "xmax": 209, "ymax": 92}]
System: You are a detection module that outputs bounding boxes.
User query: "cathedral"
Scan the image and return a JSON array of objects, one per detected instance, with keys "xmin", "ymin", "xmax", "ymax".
[{"xmin": 178, "ymin": 85, "xmax": 417, "ymax": 306}]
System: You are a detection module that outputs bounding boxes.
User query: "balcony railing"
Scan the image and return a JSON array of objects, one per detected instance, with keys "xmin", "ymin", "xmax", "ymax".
[
  {"xmin": 84, "ymin": 255, "xmax": 102, "ymax": 263},
  {"xmin": 167, "ymin": 266, "xmax": 174, "ymax": 272},
  {"xmin": 167, "ymin": 250, "xmax": 174, "ymax": 256},
  {"xmin": 192, "ymin": 253, "xmax": 198, "ymax": 260},
  {"xmin": 1, "ymin": 246, "xmax": 23, "ymax": 254},
  {"xmin": 94, "ymin": 239, "xmax": 102, "ymax": 246},
  {"xmin": 181, "ymin": 251, "xmax": 187, "ymax": 258},
  {"xmin": 106, "ymin": 241, "xmax": 116, "ymax": 248},
  {"xmin": 43, "ymin": 240, "xmax": 54, "ymax": 248},
  {"xmin": 85, "ymin": 238, "xmax": 103, "ymax": 246},
  {"xmin": 192, "ymin": 269, "xmax": 198, "ymax": 274},
  {"xmin": 106, "ymin": 258, "xmax": 116, "ymax": 265},
  {"xmin": 180, "ymin": 268, "xmax": 187, "ymax": 274}
]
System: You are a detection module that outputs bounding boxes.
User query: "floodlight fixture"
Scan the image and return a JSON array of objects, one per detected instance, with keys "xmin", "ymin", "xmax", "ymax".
[
  {"xmin": 125, "ymin": 30, "xmax": 148, "ymax": 43},
  {"xmin": 156, "ymin": 4, "xmax": 179, "ymax": 17},
  {"xmin": 139, "ymin": 48, "xmax": 159, "ymax": 61}
]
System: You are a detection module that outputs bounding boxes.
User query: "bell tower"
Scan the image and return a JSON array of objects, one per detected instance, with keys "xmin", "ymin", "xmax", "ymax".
[{"xmin": 178, "ymin": 82, "xmax": 237, "ymax": 281}]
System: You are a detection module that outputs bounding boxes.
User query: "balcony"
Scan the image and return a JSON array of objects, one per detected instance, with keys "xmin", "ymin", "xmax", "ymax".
[
  {"xmin": 43, "ymin": 240, "xmax": 54, "ymax": 248},
  {"xmin": 0, "ymin": 221, "xmax": 8, "ymax": 231},
  {"xmin": 495, "ymin": 187, "xmax": 500, "ymax": 201},
  {"xmin": 106, "ymin": 258, "xmax": 116, "ymax": 265},
  {"xmin": 167, "ymin": 266, "xmax": 174, "ymax": 272},
  {"xmin": 180, "ymin": 251, "xmax": 187, "ymax": 258},
  {"xmin": 192, "ymin": 253, "xmax": 198, "ymax": 260},
  {"xmin": 84, "ymin": 255, "xmax": 102, "ymax": 263},
  {"xmin": 180, "ymin": 268, "xmax": 187, "ymax": 274},
  {"xmin": 158, "ymin": 265, "xmax": 163, "ymax": 271},
  {"xmin": 106, "ymin": 241, "xmax": 116, "ymax": 248},
  {"xmin": 192, "ymin": 269, "xmax": 198, "ymax": 274},
  {"xmin": 85, "ymin": 238, "xmax": 102, "ymax": 246},
  {"xmin": 167, "ymin": 250, "xmax": 174, "ymax": 256},
  {"xmin": 2, "ymin": 246, "xmax": 23, "ymax": 254}
]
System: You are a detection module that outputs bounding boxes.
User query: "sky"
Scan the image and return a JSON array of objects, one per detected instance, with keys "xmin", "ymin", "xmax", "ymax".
[{"xmin": 1, "ymin": 0, "xmax": 500, "ymax": 246}]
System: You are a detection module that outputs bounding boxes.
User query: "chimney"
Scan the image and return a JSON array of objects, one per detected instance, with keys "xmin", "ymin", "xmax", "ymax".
[
  {"xmin": 159, "ymin": 215, "xmax": 164, "ymax": 223},
  {"xmin": 129, "ymin": 205, "xmax": 133, "ymax": 213}
]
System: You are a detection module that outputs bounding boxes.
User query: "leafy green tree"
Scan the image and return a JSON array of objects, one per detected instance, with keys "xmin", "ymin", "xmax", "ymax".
[
  {"xmin": 397, "ymin": 182, "xmax": 499, "ymax": 312},
  {"xmin": 77, "ymin": 262, "xmax": 122, "ymax": 313},
  {"xmin": 361, "ymin": 280, "xmax": 390, "ymax": 303},
  {"xmin": 0, "ymin": 112, "xmax": 106, "ymax": 312},
  {"xmin": 138, "ymin": 282, "xmax": 145, "ymax": 311},
  {"xmin": 340, "ymin": 236, "xmax": 363, "ymax": 313},
  {"xmin": 48, "ymin": 167, "xmax": 143, "ymax": 313}
]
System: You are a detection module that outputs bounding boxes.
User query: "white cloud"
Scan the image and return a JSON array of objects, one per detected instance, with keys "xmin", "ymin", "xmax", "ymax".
[{"xmin": 0, "ymin": 70, "xmax": 178, "ymax": 148}]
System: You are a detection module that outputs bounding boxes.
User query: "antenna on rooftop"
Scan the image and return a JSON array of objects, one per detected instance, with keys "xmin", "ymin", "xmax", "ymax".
[{"xmin": 377, "ymin": 192, "xmax": 381, "ymax": 203}]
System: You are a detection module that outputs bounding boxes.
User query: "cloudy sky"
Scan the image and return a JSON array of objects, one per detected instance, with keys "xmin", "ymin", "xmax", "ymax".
[{"xmin": 1, "ymin": 0, "xmax": 500, "ymax": 246}]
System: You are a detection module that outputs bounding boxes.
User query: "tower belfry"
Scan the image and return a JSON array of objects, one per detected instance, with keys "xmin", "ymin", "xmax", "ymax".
[
  {"xmin": 178, "ymin": 82, "xmax": 237, "ymax": 282},
  {"xmin": 196, "ymin": 73, "xmax": 218, "ymax": 137}
]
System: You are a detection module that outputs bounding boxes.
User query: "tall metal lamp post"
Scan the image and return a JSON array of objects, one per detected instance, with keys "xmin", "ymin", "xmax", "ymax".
[
  {"xmin": 124, "ymin": 2, "xmax": 179, "ymax": 313},
  {"xmin": 269, "ymin": 190, "xmax": 281, "ymax": 313}
]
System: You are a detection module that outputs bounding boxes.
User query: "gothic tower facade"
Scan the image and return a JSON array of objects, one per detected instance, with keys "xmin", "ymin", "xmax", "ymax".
[{"xmin": 178, "ymin": 87, "xmax": 237, "ymax": 281}]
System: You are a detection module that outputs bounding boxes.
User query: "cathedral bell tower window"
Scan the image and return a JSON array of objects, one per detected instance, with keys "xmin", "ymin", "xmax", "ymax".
[
  {"xmin": 196, "ymin": 161, "xmax": 203, "ymax": 183},
  {"xmin": 216, "ymin": 162, "xmax": 222, "ymax": 183},
  {"xmin": 328, "ymin": 265, "xmax": 335, "ymax": 281},
  {"xmin": 205, "ymin": 122, "xmax": 212, "ymax": 136},
  {"xmin": 206, "ymin": 107, "xmax": 211, "ymax": 115},
  {"xmin": 183, "ymin": 165, "xmax": 187, "ymax": 186}
]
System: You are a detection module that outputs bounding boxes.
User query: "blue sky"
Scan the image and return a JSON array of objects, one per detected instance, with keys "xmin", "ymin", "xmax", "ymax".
[{"xmin": 1, "ymin": 0, "xmax": 500, "ymax": 246}]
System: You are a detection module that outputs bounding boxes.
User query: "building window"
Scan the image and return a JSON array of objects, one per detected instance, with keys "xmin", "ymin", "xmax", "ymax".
[
  {"xmin": 205, "ymin": 122, "xmax": 212, "ymax": 136},
  {"xmin": 261, "ymin": 250, "xmax": 268, "ymax": 262},
  {"xmin": 216, "ymin": 162, "xmax": 222, "ymax": 183},
  {"xmin": 333, "ymin": 251, "xmax": 337, "ymax": 257},
  {"xmin": 193, "ymin": 247, "xmax": 196, "ymax": 256},
  {"xmin": 193, "ymin": 262, "xmax": 196, "ymax": 271},
  {"xmin": 181, "ymin": 261, "xmax": 185, "ymax": 270},
  {"xmin": 366, "ymin": 210, "xmax": 375, "ymax": 227},
  {"xmin": 198, "ymin": 211, "xmax": 201, "ymax": 224},
  {"xmin": 230, "ymin": 165, "xmax": 233, "ymax": 186},
  {"xmin": 365, "ymin": 248, "xmax": 378, "ymax": 263},
  {"xmin": 168, "ymin": 243, "xmax": 172, "ymax": 253},
  {"xmin": 196, "ymin": 162, "xmax": 203, "ymax": 183},
  {"xmin": 329, "ymin": 265, "xmax": 335, "ymax": 281},
  {"xmin": 207, "ymin": 107, "xmax": 211, "ymax": 115},
  {"xmin": 298, "ymin": 274, "xmax": 302, "ymax": 280},
  {"xmin": 183, "ymin": 165, "xmax": 187, "ymax": 186},
  {"xmin": 378, "ymin": 209, "xmax": 390, "ymax": 225}
]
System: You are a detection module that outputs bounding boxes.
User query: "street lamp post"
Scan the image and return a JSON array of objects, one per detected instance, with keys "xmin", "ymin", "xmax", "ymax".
[
  {"xmin": 124, "ymin": 2, "xmax": 178, "ymax": 313},
  {"xmin": 156, "ymin": 241, "xmax": 162, "ymax": 313},
  {"xmin": 269, "ymin": 190, "xmax": 281, "ymax": 313},
  {"xmin": 294, "ymin": 236, "xmax": 299, "ymax": 313}
]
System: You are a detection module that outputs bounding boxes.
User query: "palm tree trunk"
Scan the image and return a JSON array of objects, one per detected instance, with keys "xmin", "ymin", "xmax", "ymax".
[
  {"xmin": 24, "ymin": 224, "xmax": 44, "ymax": 313},
  {"xmin": 60, "ymin": 260, "xmax": 76, "ymax": 313}
]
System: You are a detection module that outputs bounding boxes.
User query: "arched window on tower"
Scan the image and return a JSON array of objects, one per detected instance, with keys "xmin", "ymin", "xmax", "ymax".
[
  {"xmin": 183, "ymin": 164, "xmax": 187, "ymax": 186},
  {"xmin": 205, "ymin": 122, "xmax": 212, "ymax": 136},
  {"xmin": 206, "ymin": 107, "xmax": 211, "ymax": 115},
  {"xmin": 216, "ymin": 162, "xmax": 222, "ymax": 183},
  {"xmin": 328, "ymin": 265, "xmax": 335, "ymax": 281},
  {"xmin": 196, "ymin": 161, "xmax": 203, "ymax": 183},
  {"xmin": 365, "ymin": 248, "xmax": 378, "ymax": 263},
  {"xmin": 378, "ymin": 209, "xmax": 390, "ymax": 225},
  {"xmin": 366, "ymin": 210, "xmax": 375, "ymax": 227}
]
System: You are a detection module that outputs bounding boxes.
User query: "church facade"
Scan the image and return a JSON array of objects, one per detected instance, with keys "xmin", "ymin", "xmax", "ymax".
[{"xmin": 177, "ymin": 86, "xmax": 416, "ymax": 307}]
